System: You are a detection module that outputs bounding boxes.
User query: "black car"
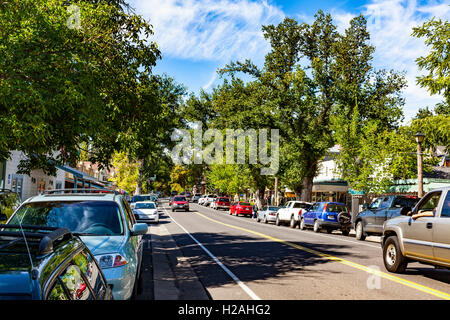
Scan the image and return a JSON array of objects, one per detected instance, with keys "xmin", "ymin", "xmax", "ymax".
[
  {"xmin": 0, "ymin": 223, "xmax": 113, "ymax": 300},
  {"xmin": 354, "ymin": 195, "xmax": 418, "ymax": 240}
]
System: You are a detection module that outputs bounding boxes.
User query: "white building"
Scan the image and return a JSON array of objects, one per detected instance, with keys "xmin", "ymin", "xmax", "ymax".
[{"xmin": 1, "ymin": 151, "xmax": 66, "ymax": 200}]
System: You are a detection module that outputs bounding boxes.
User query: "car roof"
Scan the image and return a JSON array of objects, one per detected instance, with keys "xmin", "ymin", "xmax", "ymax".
[
  {"xmin": 135, "ymin": 201, "xmax": 156, "ymax": 204},
  {"xmin": 25, "ymin": 192, "xmax": 119, "ymax": 203}
]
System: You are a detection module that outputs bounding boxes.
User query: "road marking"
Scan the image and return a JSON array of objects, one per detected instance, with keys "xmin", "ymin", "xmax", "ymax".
[
  {"xmin": 192, "ymin": 209, "xmax": 450, "ymax": 300},
  {"xmin": 163, "ymin": 206, "xmax": 261, "ymax": 300},
  {"xmin": 195, "ymin": 203, "xmax": 381, "ymax": 249}
]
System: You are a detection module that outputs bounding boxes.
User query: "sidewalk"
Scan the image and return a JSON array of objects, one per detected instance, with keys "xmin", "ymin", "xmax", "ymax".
[{"xmin": 145, "ymin": 223, "xmax": 210, "ymax": 300}]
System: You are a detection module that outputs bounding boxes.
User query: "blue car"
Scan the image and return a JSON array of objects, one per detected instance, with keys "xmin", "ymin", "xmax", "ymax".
[
  {"xmin": 6, "ymin": 189, "xmax": 148, "ymax": 300},
  {"xmin": 300, "ymin": 201, "xmax": 352, "ymax": 235}
]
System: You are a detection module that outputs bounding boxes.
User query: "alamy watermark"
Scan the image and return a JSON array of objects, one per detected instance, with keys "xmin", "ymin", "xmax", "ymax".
[
  {"xmin": 171, "ymin": 122, "xmax": 279, "ymax": 175},
  {"xmin": 66, "ymin": 5, "xmax": 82, "ymax": 30}
]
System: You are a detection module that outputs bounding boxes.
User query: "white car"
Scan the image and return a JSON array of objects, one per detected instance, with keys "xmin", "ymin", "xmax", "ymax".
[
  {"xmin": 133, "ymin": 201, "xmax": 159, "ymax": 223},
  {"xmin": 203, "ymin": 194, "xmax": 216, "ymax": 206},
  {"xmin": 276, "ymin": 201, "xmax": 312, "ymax": 228},
  {"xmin": 198, "ymin": 195, "xmax": 207, "ymax": 205}
]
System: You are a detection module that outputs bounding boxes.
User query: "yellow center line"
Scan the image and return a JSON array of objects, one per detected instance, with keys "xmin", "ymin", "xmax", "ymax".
[{"xmin": 193, "ymin": 211, "xmax": 450, "ymax": 300}]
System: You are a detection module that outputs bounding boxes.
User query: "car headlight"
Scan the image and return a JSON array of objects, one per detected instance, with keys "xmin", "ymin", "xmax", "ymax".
[{"xmin": 95, "ymin": 254, "xmax": 128, "ymax": 269}]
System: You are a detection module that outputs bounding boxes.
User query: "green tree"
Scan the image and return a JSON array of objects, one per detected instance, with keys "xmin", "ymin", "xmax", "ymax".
[
  {"xmin": 412, "ymin": 17, "xmax": 449, "ymax": 108},
  {"xmin": 0, "ymin": 0, "xmax": 160, "ymax": 174},
  {"xmin": 109, "ymin": 151, "xmax": 139, "ymax": 194}
]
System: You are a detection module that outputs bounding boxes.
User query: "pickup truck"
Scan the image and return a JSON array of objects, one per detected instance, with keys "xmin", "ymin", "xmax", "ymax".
[
  {"xmin": 354, "ymin": 195, "xmax": 418, "ymax": 241},
  {"xmin": 276, "ymin": 201, "xmax": 312, "ymax": 228},
  {"xmin": 382, "ymin": 186, "xmax": 450, "ymax": 273}
]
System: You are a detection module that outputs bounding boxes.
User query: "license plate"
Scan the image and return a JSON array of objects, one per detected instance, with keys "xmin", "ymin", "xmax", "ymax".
[{"xmin": 327, "ymin": 215, "xmax": 335, "ymax": 220}]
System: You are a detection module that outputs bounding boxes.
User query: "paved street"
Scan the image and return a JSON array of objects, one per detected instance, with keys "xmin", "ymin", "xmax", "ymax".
[{"xmin": 139, "ymin": 199, "xmax": 450, "ymax": 300}]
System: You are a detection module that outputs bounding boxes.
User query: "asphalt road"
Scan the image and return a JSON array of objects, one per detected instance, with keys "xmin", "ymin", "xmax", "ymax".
[{"xmin": 147, "ymin": 199, "xmax": 450, "ymax": 300}]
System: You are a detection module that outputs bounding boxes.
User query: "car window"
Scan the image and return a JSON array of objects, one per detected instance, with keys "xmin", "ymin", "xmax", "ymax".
[
  {"xmin": 9, "ymin": 201, "xmax": 124, "ymax": 236},
  {"xmin": 47, "ymin": 281, "xmax": 69, "ymax": 300},
  {"xmin": 239, "ymin": 202, "xmax": 251, "ymax": 206},
  {"xmin": 135, "ymin": 202, "xmax": 156, "ymax": 209},
  {"xmin": 122, "ymin": 198, "xmax": 136, "ymax": 225},
  {"xmin": 73, "ymin": 250, "xmax": 108, "ymax": 300},
  {"xmin": 417, "ymin": 191, "xmax": 442, "ymax": 216},
  {"xmin": 173, "ymin": 197, "xmax": 186, "ymax": 201},
  {"xmin": 311, "ymin": 203, "xmax": 320, "ymax": 211},
  {"xmin": 59, "ymin": 264, "xmax": 94, "ymax": 300},
  {"xmin": 440, "ymin": 191, "xmax": 450, "ymax": 218},
  {"xmin": 392, "ymin": 197, "xmax": 417, "ymax": 208},
  {"xmin": 326, "ymin": 204, "xmax": 348, "ymax": 213},
  {"xmin": 293, "ymin": 202, "xmax": 309, "ymax": 209},
  {"xmin": 379, "ymin": 197, "xmax": 391, "ymax": 209},
  {"xmin": 369, "ymin": 198, "xmax": 383, "ymax": 209}
]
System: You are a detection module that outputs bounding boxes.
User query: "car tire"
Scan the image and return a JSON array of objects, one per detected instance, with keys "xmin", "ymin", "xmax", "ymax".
[
  {"xmin": 355, "ymin": 221, "xmax": 366, "ymax": 241},
  {"xmin": 290, "ymin": 216, "xmax": 296, "ymax": 228},
  {"xmin": 383, "ymin": 236, "xmax": 408, "ymax": 273},
  {"xmin": 229, "ymin": 209, "xmax": 232, "ymax": 215},
  {"xmin": 275, "ymin": 215, "xmax": 281, "ymax": 226},
  {"xmin": 313, "ymin": 220, "xmax": 320, "ymax": 233},
  {"xmin": 256, "ymin": 216, "xmax": 260, "ymax": 223},
  {"xmin": 264, "ymin": 215, "xmax": 268, "ymax": 224},
  {"xmin": 341, "ymin": 229, "xmax": 350, "ymax": 236},
  {"xmin": 299, "ymin": 218, "xmax": 306, "ymax": 230},
  {"xmin": 327, "ymin": 229, "xmax": 333, "ymax": 234}
]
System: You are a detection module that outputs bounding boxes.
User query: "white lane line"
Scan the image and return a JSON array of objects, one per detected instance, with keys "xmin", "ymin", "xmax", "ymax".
[
  {"xmin": 194, "ymin": 203, "xmax": 381, "ymax": 249},
  {"xmin": 163, "ymin": 206, "xmax": 261, "ymax": 300}
]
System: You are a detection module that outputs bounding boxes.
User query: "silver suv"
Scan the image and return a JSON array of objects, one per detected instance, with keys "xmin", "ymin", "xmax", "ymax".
[{"xmin": 381, "ymin": 186, "xmax": 450, "ymax": 273}]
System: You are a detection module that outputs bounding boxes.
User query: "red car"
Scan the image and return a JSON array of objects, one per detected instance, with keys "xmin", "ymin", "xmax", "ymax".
[
  {"xmin": 212, "ymin": 197, "xmax": 231, "ymax": 210},
  {"xmin": 171, "ymin": 196, "xmax": 189, "ymax": 212},
  {"xmin": 229, "ymin": 201, "xmax": 253, "ymax": 216}
]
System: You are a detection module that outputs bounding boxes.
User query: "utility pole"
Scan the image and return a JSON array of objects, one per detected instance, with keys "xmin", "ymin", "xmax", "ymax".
[
  {"xmin": 414, "ymin": 132, "xmax": 425, "ymax": 198},
  {"xmin": 274, "ymin": 176, "xmax": 279, "ymax": 206}
]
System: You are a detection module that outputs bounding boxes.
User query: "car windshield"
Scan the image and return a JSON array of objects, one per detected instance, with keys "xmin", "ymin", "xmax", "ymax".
[
  {"xmin": 239, "ymin": 202, "xmax": 251, "ymax": 206},
  {"xmin": 173, "ymin": 197, "xmax": 186, "ymax": 202},
  {"xmin": 218, "ymin": 198, "xmax": 229, "ymax": 202},
  {"xmin": 326, "ymin": 204, "xmax": 348, "ymax": 213},
  {"xmin": 293, "ymin": 202, "xmax": 309, "ymax": 209},
  {"xmin": 268, "ymin": 206, "xmax": 280, "ymax": 211},
  {"xmin": 132, "ymin": 195, "xmax": 152, "ymax": 202},
  {"xmin": 135, "ymin": 202, "xmax": 156, "ymax": 209},
  {"xmin": 8, "ymin": 201, "xmax": 124, "ymax": 236}
]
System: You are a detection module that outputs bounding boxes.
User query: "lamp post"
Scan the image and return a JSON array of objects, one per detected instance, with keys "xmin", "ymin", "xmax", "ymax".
[{"xmin": 414, "ymin": 132, "xmax": 425, "ymax": 198}]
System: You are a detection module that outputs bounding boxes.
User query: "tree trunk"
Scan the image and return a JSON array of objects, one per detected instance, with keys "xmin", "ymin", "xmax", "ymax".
[
  {"xmin": 295, "ymin": 190, "xmax": 302, "ymax": 200},
  {"xmin": 254, "ymin": 187, "xmax": 265, "ymax": 210},
  {"xmin": 300, "ymin": 174, "xmax": 314, "ymax": 202}
]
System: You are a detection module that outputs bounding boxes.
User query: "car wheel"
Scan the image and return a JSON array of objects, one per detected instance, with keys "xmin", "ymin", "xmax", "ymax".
[
  {"xmin": 229, "ymin": 209, "xmax": 232, "ymax": 215},
  {"xmin": 355, "ymin": 221, "xmax": 366, "ymax": 241},
  {"xmin": 290, "ymin": 216, "xmax": 296, "ymax": 228},
  {"xmin": 341, "ymin": 229, "xmax": 349, "ymax": 236},
  {"xmin": 275, "ymin": 215, "xmax": 281, "ymax": 226},
  {"xmin": 327, "ymin": 229, "xmax": 333, "ymax": 234},
  {"xmin": 383, "ymin": 236, "xmax": 408, "ymax": 273},
  {"xmin": 264, "ymin": 215, "xmax": 268, "ymax": 224},
  {"xmin": 299, "ymin": 218, "xmax": 306, "ymax": 230},
  {"xmin": 313, "ymin": 220, "xmax": 320, "ymax": 233},
  {"xmin": 256, "ymin": 215, "xmax": 260, "ymax": 223}
]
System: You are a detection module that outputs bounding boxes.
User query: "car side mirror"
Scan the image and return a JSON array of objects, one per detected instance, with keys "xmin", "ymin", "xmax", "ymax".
[{"xmin": 131, "ymin": 223, "xmax": 148, "ymax": 236}]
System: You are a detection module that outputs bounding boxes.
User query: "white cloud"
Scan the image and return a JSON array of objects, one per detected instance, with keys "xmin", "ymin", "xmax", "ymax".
[
  {"xmin": 333, "ymin": 0, "xmax": 450, "ymax": 121},
  {"xmin": 131, "ymin": 0, "xmax": 284, "ymax": 63}
]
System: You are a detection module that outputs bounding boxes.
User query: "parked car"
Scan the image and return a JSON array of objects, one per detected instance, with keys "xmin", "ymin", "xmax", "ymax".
[
  {"xmin": 229, "ymin": 201, "xmax": 253, "ymax": 216},
  {"xmin": 381, "ymin": 186, "xmax": 450, "ymax": 273},
  {"xmin": 5, "ymin": 189, "xmax": 148, "ymax": 300},
  {"xmin": 276, "ymin": 201, "xmax": 312, "ymax": 228},
  {"xmin": 171, "ymin": 196, "xmax": 189, "ymax": 212},
  {"xmin": 0, "ymin": 189, "xmax": 21, "ymax": 220},
  {"xmin": 203, "ymin": 194, "xmax": 216, "ymax": 207},
  {"xmin": 133, "ymin": 201, "xmax": 160, "ymax": 223},
  {"xmin": 130, "ymin": 194, "xmax": 154, "ymax": 209},
  {"xmin": 300, "ymin": 202, "xmax": 352, "ymax": 235},
  {"xmin": 211, "ymin": 197, "xmax": 231, "ymax": 210},
  {"xmin": 354, "ymin": 195, "xmax": 418, "ymax": 241},
  {"xmin": 192, "ymin": 193, "xmax": 202, "ymax": 203},
  {"xmin": 256, "ymin": 206, "xmax": 281, "ymax": 224},
  {"xmin": 198, "ymin": 195, "xmax": 207, "ymax": 205},
  {"xmin": 0, "ymin": 224, "xmax": 113, "ymax": 300}
]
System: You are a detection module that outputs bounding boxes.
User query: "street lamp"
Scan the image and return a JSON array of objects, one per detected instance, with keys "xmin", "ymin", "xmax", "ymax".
[{"xmin": 414, "ymin": 132, "xmax": 425, "ymax": 198}]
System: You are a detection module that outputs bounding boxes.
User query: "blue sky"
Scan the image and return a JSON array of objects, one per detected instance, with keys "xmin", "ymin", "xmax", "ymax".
[{"xmin": 128, "ymin": 0, "xmax": 449, "ymax": 122}]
